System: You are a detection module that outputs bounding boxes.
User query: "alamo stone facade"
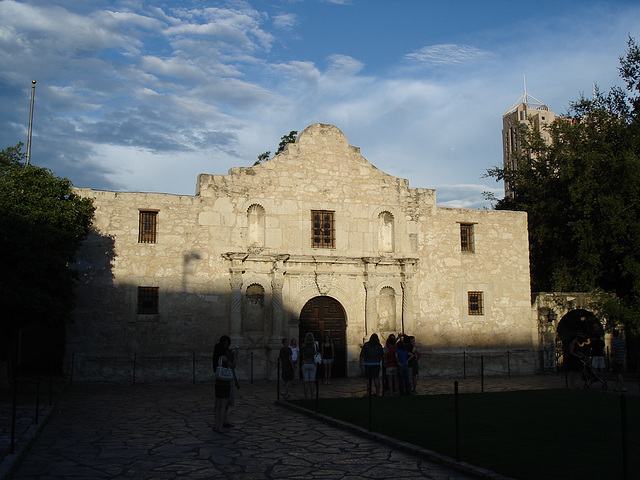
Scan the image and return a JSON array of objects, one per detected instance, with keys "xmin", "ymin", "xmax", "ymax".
[{"xmin": 69, "ymin": 123, "xmax": 537, "ymax": 382}]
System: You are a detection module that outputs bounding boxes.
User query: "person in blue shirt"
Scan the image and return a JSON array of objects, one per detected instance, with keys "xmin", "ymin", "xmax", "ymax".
[
  {"xmin": 395, "ymin": 338, "xmax": 414, "ymax": 396},
  {"xmin": 359, "ymin": 333, "xmax": 384, "ymax": 396}
]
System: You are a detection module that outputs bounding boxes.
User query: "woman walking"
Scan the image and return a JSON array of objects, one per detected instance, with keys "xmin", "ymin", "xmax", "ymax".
[
  {"xmin": 289, "ymin": 337, "xmax": 300, "ymax": 383},
  {"xmin": 213, "ymin": 335, "xmax": 235, "ymax": 433},
  {"xmin": 384, "ymin": 334, "xmax": 398, "ymax": 394},
  {"xmin": 301, "ymin": 332, "xmax": 318, "ymax": 399}
]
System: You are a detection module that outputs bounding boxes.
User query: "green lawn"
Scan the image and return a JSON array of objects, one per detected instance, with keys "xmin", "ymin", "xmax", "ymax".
[{"xmin": 291, "ymin": 389, "xmax": 639, "ymax": 480}]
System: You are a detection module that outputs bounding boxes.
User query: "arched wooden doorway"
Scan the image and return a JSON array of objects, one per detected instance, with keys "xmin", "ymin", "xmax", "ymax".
[{"xmin": 299, "ymin": 296, "xmax": 347, "ymax": 377}]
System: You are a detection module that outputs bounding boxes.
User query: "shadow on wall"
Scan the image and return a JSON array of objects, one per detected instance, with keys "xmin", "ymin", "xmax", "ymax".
[
  {"xmin": 1, "ymin": 224, "xmax": 117, "ymax": 378},
  {"xmin": 57, "ymin": 229, "xmax": 541, "ymax": 382}
]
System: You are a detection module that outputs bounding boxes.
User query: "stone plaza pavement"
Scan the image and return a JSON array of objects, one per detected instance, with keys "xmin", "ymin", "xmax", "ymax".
[{"xmin": 0, "ymin": 372, "xmax": 633, "ymax": 480}]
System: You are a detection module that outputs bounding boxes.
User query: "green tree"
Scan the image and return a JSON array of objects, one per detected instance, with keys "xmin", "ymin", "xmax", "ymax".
[
  {"xmin": 0, "ymin": 143, "xmax": 95, "ymax": 373},
  {"xmin": 485, "ymin": 37, "xmax": 640, "ymax": 330},
  {"xmin": 254, "ymin": 130, "xmax": 298, "ymax": 165}
]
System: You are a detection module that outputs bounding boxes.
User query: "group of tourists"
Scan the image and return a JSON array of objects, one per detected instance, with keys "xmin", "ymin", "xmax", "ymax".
[
  {"xmin": 278, "ymin": 332, "xmax": 336, "ymax": 399},
  {"xmin": 277, "ymin": 331, "xmax": 422, "ymax": 400},
  {"xmin": 360, "ymin": 333, "xmax": 420, "ymax": 396},
  {"xmin": 215, "ymin": 330, "xmax": 423, "ymax": 430}
]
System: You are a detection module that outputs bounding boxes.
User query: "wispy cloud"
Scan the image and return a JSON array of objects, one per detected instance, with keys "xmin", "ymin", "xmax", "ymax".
[
  {"xmin": 405, "ymin": 44, "xmax": 493, "ymax": 66},
  {"xmin": 327, "ymin": 54, "xmax": 364, "ymax": 75},
  {"xmin": 272, "ymin": 13, "xmax": 297, "ymax": 29},
  {"xmin": 1, "ymin": 0, "xmax": 638, "ymax": 209}
]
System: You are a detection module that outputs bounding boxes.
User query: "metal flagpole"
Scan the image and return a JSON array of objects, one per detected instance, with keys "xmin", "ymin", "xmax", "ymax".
[{"xmin": 26, "ymin": 79, "xmax": 36, "ymax": 166}]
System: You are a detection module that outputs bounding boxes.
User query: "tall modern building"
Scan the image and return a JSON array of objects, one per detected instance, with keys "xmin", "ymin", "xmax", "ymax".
[{"xmin": 502, "ymin": 84, "xmax": 555, "ymax": 197}]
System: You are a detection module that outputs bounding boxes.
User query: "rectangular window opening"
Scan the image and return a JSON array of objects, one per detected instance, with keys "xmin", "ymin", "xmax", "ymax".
[
  {"xmin": 139, "ymin": 211, "xmax": 158, "ymax": 243},
  {"xmin": 311, "ymin": 210, "xmax": 335, "ymax": 248},
  {"xmin": 468, "ymin": 291, "xmax": 484, "ymax": 316},
  {"xmin": 137, "ymin": 286, "xmax": 159, "ymax": 314},
  {"xmin": 460, "ymin": 223, "xmax": 474, "ymax": 253}
]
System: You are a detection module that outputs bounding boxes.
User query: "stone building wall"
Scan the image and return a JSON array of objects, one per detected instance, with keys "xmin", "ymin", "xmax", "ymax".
[{"xmin": 69, "ymin": 123, "xmax": 536, "ymax": 381}]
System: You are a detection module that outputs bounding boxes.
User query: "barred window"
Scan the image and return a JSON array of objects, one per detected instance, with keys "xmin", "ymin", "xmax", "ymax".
[
  {"xmin": 311, "ymin": 210, "xmax": 335, "ymax": 248},
  {"xmin": 460, "ymin": 223, "xmax": 474, "ymax": 253},
  {"xmin": 468, "ymin": 291, "xmax": 484, "ymax": 316},
  {"xmin": 138, "ymin": 211, "xmax": 158, "ymax": 243},
  {"xmin": 137, "ymin": 286, "xmax": 159, "ymax": 314}
]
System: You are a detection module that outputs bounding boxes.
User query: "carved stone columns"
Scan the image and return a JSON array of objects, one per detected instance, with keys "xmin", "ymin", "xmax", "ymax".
[
  {"xmin": 363, "ymin": 259, "xmax": 377, "ymax": 337},
  {"xmin": 271, "ymin": 257, "xmax": 286, "ymax": 339},
  {"xmin": 401, "ymin": 260, "xmax": 416, "ymax": 334}
]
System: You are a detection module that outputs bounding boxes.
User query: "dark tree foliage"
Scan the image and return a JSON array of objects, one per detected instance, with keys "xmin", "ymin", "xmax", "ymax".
[
  {"xmin": 485, "ymin": 37, "xmax": 640, "ymax": 330},
  {"xmin": 0, "ymin": 143, "xmax": 94, "ymax": 369},
  {"xmin": 254, "ymin": 130, "xmax": 298, "ymax": 165}
]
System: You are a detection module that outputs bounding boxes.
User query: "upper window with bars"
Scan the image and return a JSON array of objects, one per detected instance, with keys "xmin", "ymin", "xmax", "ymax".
[
  {"xmin": 460, "ymin": 223, "xmax": 474, "ymax": 253},
  {"xmin": 138, "ymin": 210, "xmax": 158, "ymax": 243},
  {"xmin": 311, "ymin": 210, "xmax": 335, "ymax": 248}
]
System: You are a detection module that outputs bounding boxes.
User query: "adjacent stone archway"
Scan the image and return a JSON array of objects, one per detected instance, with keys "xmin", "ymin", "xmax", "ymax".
[
  {"xmin": 557, "ymin": 309, "xmax": 603, "ymax": 343},
  {"xmin": 299, "ymin": 296, "xmax": 347, "ymax": 377},
  {"xmin": 556, "ymin": 308, "xmax": 603, "ymax": 368}
]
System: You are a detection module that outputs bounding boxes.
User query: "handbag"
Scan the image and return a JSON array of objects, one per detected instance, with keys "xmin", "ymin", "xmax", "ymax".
[
  {"xmin": 314, "ymin": 347, "xmax": 322, "ymax": 365},
  {"xmin": 215, "ymin": 356, "xmax": 234, "ymax": 381}
]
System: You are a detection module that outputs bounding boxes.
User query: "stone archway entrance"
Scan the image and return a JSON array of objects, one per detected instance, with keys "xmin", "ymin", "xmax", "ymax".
[
  {"xmin": 556, "ymin": 309, "xmax": 604, "ymax": 367},
  {"xmin": 299, "ymin": 296, "xmax": 347, "ymax": 377}
]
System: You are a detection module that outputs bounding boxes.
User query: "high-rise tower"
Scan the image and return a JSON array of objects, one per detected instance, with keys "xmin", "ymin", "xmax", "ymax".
[{"xmin": 502, "ymin": 79, "xmax": 555, "ymax": 197}]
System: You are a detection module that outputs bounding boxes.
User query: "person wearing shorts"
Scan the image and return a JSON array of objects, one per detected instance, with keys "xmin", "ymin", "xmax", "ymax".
[
  {"xmin": 213, "ymin": 335, "xmax": 234, "ymax": 433},
  {"xmin": 590, "ymin": 336, "xmax": 606, "ymax": 375},
  {"xmin": 384, "ymin": 335, "xmax": 398, "ymax": 394},
  {"xmin": 301, "ymin": 332, "xmax": 318, "ymax": 399},
  {"xmin": 360, "ymin": 333, "xmax": 384, "ymax": 396},
  {"xmin": 611, "ymin": 330, "xmax": 626, "ymax": 392},
  {"xmin": 279, "ymin": 338, "xmax": 294, "ymax": 399}
]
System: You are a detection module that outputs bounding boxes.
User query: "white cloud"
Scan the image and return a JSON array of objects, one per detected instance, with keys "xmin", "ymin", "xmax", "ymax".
[
  {"xmin": 326, "ymin": 54, "xmax": 364, "ymax": 75},
  {"xmin": 405, "ymin": 44, "xmax": 493, "ymax": 66},
  {"xmin": 1, "ymin": 0, "xmax": 639, "ymax": 212},
  {"xmin": 272, "ymin": 13, "xmax": 297, "ymax": 29}
]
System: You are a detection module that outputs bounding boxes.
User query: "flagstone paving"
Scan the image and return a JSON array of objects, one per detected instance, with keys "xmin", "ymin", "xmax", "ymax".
[{"xmin": 1, "ymin": 372, "xmax": 634, "ymax": 479}]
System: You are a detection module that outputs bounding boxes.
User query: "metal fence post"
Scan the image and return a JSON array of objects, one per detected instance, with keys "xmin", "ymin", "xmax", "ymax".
[
  {"xmin": 463, "ymin": 351, "xmax": 466, "ymax": 379},
  {"xmin": 454, "ymin": 380, "xmax": 460, "ymax": 462},
  {"xmin": 277, "ymin": 357, "xmax": 281, "ymax": 402},
  {"xmin": 35, "ymin": 368, "xmax": 41, "ymax": 424},
  {"xmin": 368, "ymin": 367, "xmax": 373, "ymax": 432},
  {"xmin": 621, "ymin": 394, "xmax": 628, "ymax": 480},
  {"xmin": 314, "ymin": 367, "xmax": 319, "ymax": 413},
  {"xmin": 192, "ymin": 352, "xmax": 196, "ymax": 384},
  {"xmin": 251, "ymin": 352, "xmax": 254, "ymax": 384},
  {"xmin": 10, "ymin": 376, "xmax": 18, "ymax": 454}
]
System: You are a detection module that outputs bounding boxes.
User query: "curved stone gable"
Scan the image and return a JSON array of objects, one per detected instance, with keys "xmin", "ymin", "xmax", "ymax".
[
  {"xmin": 197, "ymin": 123, "xmax": 413, "ymax": 200},
  {"xmin": 296, "ymin": 123, "xmax": 350, "ymax": 150}
]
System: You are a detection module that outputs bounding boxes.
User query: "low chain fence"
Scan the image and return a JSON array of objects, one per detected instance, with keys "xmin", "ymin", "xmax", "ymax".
[{"xmin": 63, "ymin": 348, "xmax": 638, "ymax": 384}]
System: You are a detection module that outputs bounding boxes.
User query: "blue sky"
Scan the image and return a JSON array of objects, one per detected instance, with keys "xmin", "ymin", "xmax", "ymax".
[{"xmin": 1, "ymin": 0, "xmax": 639, "ymax": 209}]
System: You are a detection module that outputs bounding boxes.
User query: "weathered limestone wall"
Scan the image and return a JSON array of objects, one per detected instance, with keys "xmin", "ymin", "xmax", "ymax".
[{"xmin": 69, "ymin": 123, "xmax": 537, "ymax": 381}]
